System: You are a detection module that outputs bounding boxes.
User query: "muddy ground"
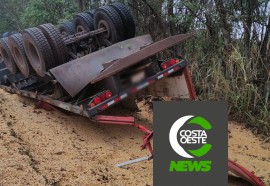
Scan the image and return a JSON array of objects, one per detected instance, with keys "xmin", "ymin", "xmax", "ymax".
[{"xmin": 0, "ymin": 89, "xmax": 269, "ymax": 186}]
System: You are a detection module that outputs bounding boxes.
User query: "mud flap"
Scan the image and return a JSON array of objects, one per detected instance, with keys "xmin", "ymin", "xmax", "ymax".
[{"xmin": 143, "ymin": 67, "xmax": 196, "ymax": 99}]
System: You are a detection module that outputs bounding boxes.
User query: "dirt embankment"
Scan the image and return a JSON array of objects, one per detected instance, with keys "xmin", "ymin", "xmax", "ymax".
[{"xmin": 0, "ymin": 89, "xmax": 269, "ymax": 185}]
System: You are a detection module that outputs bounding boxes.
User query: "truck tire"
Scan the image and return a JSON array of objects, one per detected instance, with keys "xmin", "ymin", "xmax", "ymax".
[
  {"xmin": 94, "ymin": 5, "xmax": 125, "ymax": 45},
  {"xmin": 85, "ymin": 9, "xmax": 95, "ymax": 18},
  {"xmin": 0, "ymin": 37, "xmax": 18, "ymax": 74},
  {"xmin": 59, "ymin": 21, "xmax": 75, "ymax": 36},
  {"xmin": 109, "ymin": 2, "xmax": 135, "ymax": 39},
  {"xmin": 74, "ymin": 12, "xmax": 95, "ymax": 33},
  {"xmin": 8, "ymin": 34, "xmax": 34, "ymax": 77},
  {"xmin": 2, "ymin": 32, "xmax": 11, "ymax": 38},
  {"xmin": 38, "ymin": 23, "xmax": 68, "ymax": 65},
  {"xmin": 23, "ymin": 27, "xmax": 55, "ymax": 77}
]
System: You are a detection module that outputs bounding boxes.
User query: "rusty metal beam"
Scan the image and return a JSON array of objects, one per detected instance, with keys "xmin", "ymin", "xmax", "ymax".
[
  {"xmin": 63, "ymin": 28, "xmax": 106, "ymax": 45},
  {"xmin": 0, "ymin": 85, "xmax": 89, "ymax": 117}
]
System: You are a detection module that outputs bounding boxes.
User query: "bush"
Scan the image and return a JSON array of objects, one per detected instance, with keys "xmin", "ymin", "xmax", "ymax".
[{"xmin": 185, "ymin": 33, "xmax": 270, "ymax": 135}]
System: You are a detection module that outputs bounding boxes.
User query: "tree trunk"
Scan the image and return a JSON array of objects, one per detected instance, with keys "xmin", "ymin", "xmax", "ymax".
[
  {"xmin": 261, "ymin": 17, "xmax": 270, "ymax": 60},
  {"xmin": 214, "ymin": 0, "xmax": 231, "ymax": 45},
  {"xmin": 205, "ymin": 13, "xmax": 218, "ymax": 43},
  {"xmin": 243, "ymin": 0, "xmax": 253, "ymax": 56},
  {"xmin": 77, "ymin": 0, "xmax": 84, "ymax": 11},
  {"xmin": 167, "ymin": 0, "xmax": 175, "ymax": 35}
]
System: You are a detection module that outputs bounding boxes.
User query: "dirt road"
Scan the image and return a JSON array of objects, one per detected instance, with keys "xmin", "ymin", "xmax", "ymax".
[{"xmin": 0, "ymin": 89, "xmax": 269, "ymax": 185}]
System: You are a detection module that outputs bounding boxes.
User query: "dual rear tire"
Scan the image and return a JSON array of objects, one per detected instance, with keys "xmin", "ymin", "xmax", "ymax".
[
  {"xmin": 94, "ymin": 6, "xmax": 126, "ymax": 45},
  {"xmin": 2, "ymin": 3, "xmax": 135, "ymax": 77},
  {"xmin": 8, "ymin": 34, "xmax": 34, "ymax": 77},
  {"xmin": 59, "ymin": 21, "xmax": 76, "ymax": 37},
  {"xmin": 1, "ymin": 24, "xmax": 68, "ymax": 78},
  {"xmin": 23, "ymin": 27, "xmax": 55, "ymax": 77},
  {"xmin": 23, "ymin": 25, "xmax": 68, "ymax": 77},
  {"xmin": 74, "ymin": 13, "xmax": 95, "ymax": 33},
  {"xmin": 66, "ymin": 3, "xmax": 135, "ymax": 45},
  {"xmin": 109, "ymin": 2, "xmax": 135, "ymax": 39}
]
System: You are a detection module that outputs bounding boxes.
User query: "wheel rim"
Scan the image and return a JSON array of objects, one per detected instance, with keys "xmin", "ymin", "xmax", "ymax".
[
  {"xmin": 26, "ymin": 41, "xmax": 45, "ymax": 76},
  {"xmin": 76, "ymin": 25, "xmax": 86, "ymax": 33},
  {"xmin": 12, "ymin": 45, "xmax": 28, "ymax": 75},
  {"xmin": 61, "ymin": 31, "xmax": 68, "ymax": 37},
  {"xmin": 98, "ymin": 20, "xmax": 111, "ymax": 39},
  {"xmin": 0, "ymin": 47, "xmax": 12, "ymax": 70}
]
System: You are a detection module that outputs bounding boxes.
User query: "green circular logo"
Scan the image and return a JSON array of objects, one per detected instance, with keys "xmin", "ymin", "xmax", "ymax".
[{"xmin": 169, "ymin": 115, "xmax": 212, "ymax": 158}]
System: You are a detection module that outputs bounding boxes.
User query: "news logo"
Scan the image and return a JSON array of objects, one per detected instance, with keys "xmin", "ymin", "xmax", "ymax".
[
  {"xmin": 154, "ymin": 102, "xmax": 227, "ymax": 186},
  {"xmin": 169, "ymin": 115, "xmax": 212, "ymax": 172}
]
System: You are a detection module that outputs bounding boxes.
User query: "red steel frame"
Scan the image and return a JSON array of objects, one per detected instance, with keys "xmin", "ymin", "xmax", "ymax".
[
  {"xmin": 184, "ymin": 66, "xmax": 196, "ymax": 100},
  {"xmin": 228, "ymin": 159, "xmax": 265, "ymax": 186},
  {"xmin": 92, "ymin": 115, "xmax": 153, "ymax": 156}
]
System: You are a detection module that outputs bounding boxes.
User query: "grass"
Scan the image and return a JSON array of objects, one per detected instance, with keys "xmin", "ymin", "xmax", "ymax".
[{"xmin": 183, "ymin": 35, "xmax": 270, "ymax": 135}]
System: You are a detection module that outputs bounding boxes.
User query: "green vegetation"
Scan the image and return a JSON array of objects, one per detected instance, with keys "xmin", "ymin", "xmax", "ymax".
[
  {"xmin": 0, "ymin": 0, "xmax": 269, "ymax": 134},
  {"xmin": 0, "ymin": 0, "xmax": 79, "ymax": 32}
]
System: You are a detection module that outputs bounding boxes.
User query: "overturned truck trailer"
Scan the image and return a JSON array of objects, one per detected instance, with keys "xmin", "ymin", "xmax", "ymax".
[
  {"xmin": 0, "ymin": 2, "xmax": 265, "ymax": 185},
  {"xmin": 0, "ymin": 33, "xmax": 265, "ymax": 186},
  {"xmin": 0, "ymin": 33, "xmax": 196, "ymax": 117}
]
